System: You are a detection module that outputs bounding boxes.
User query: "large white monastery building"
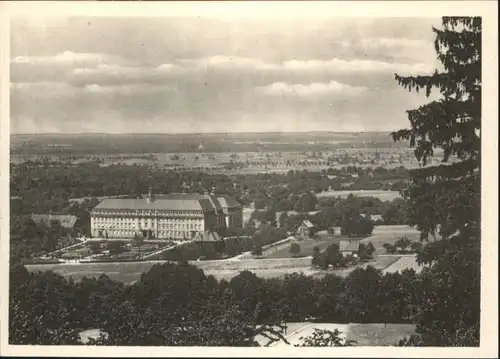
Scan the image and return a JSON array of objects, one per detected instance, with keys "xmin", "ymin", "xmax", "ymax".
[{"xmin": 90, "ymin": 188, "xmax": 243, "ymax": 240}]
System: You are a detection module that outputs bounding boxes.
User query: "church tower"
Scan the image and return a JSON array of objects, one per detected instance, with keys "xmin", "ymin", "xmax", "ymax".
[{"xmin": 146, "ymin": 186, "xmax": 155, "ymax": 203}]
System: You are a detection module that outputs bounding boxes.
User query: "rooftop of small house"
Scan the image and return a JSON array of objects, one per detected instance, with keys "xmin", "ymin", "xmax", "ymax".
[
  {"xmin": 339, "ymin": 240, "xmax": 360, "ymax": 252},
  {"xmin": 31, "ymin": 214, "xmax": 78, "ymax": 229},
  {"xmin": 301, "ymin": 220, "xmax": 315, "ymax": 228}
]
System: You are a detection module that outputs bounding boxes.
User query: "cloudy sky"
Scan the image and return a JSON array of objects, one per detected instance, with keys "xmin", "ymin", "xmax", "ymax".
[{"xmin": 10, "ymin": 16, "xmax": 441, "ymax": 134}]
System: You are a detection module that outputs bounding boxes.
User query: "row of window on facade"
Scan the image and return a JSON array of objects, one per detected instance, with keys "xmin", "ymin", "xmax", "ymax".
[
  {"xmin": 92, "ymin": 217, "xmax": 204, "ymax": 223},
  {"xmin": 95, "ymin": 223, "xmax": 203, "ymax": 230},
  {"xmin": 96, "ymin": 229, "xmax": 197, "ymax": 238},
  {"xmin": 97, "ymin": 223, "xmax": 203, "ymax": 230},
  {"xmin": 93, "ymin": 218, "xmax": 204, "ymax": 228}
]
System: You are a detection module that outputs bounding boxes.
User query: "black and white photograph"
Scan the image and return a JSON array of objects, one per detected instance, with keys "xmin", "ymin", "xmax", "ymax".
[{"xmin": 1, "ymin": 1, "xmax": 497, "ymax": 357}]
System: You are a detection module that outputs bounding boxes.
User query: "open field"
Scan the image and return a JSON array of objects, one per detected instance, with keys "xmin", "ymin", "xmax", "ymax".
[
  {"xmin": 311, "ymin": 255, "xmax": 402, "ymax": 279},
  {"xmin": 25, "ymin": 253, "xmax": 405, "ymax": 283},
  {"xmin": 361, "ymin": 225, "xmax": 421, "ymax": 253},
  {"xmin": 25, "ymin": 257, "xmax": 315, "ymax": 284},
  {"xmin": 11, "ymin": 131, "xmax": 443, "ymax": 174},
  {"xmin": 26, "ymin": 261, "xmax": 156, "ymax": 284},
  {"xmin": 257, "ymin": 322, "xmax": 416, "ymax": 347},
  {"xmin": 26, "ymin": 225, "xmax": 423, "ymax": 282},
  {"xmin": 10, "ymin": 132, "xmax": 409, "ymax": 156},
  {"xmin": 264, "ymin": 225, "xmax": 420, "ymax": 259},
  {"xmin": 383, "ymin": 255, "xmax": 424, "ymax": 274},
  {"xmin": 265, "ymin": 237, "xmax": 342, "ymax": 259}
]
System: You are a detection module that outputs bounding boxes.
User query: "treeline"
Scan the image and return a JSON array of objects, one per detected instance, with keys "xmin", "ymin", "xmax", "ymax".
[
  {"xmin": 10, "ymin": 162, "xmax": 408, "ymax": 215},
  {"xmin": 9, "ymin": 261, "xmax": 420, "ymax": 346},
  {"xmin": 10, "ymin": 198, "xmax": 98, "ymax": 262},
  {"xmin": 161, "ymin": 225, "xmax": 285, "ymax": 261},
  {"xmin": 9, "ymin": 215, "xmax": 83, "ymax": 264},
  {"xmin": 315, "ymin": 195, "xmax": 407, "ymax": 227},
  {"xmin": 252, "ymin": 194, "xmax": 407, "ymax": 233},
  {"xmin": 10, "ymin": 162, "xmax": 408, "ymax": 261},
  {"xmin": 312, "ymin": 242, "xmax": 376, "ymax": 269}
]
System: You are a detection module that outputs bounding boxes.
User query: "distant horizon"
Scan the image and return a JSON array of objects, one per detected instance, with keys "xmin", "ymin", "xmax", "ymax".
[{"xmin": 10, "ymin": 130, "xmax": 394, "ymax": 136}]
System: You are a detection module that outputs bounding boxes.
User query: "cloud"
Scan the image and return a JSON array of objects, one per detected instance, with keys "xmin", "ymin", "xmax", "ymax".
[
  {"xmin": 11, "ymin": 81, "xmax": 175, "ymax": 98},
  {"xmin": 10, "ymin": 51, "xmax": 131, "ymax": 84},
  {"xmin": 11, "ymin": 51, "xmax": 109, "ymax": 66},
  {"xmin": 10, "ymin": 17, "xmax": 441, "ymax": 134},
  {"xmin": 279, "ymin": 58, "xmax": 433, "ymax": 75},
  {"xmin": 179, "ymin": 55, "xmax": 435, "ymax": 76},
  {"xmin": 179, "ymin": 55, "xmax": 273, "ymax": 71},
  {"xmin": 361, "ymin": 37, "xmax": 428, "ymax": 49},
  {"xmin": 339, "ymin": 37, "xmax": 430, "ymax": 52},
  {"xmin": 10, "ymin": 81, "xmax": 78, "ymax": 97},
  {"xmin": 83, "ymin": 83, "xmax": 175, "ymax": 95},
  {"xmin": 72, "ymin": 63, "xmax": 183, "ymax": 77},
  {"xmin": 255, "ymin": 81, "xmax": 367, "ymax": 97},
  {"xmin": 11, "ymin": 49, "xmax": 435, "ymax": 90},
  {"xmin": 68, "ymin": 63, "xmax": 185, "ymax": 87}
]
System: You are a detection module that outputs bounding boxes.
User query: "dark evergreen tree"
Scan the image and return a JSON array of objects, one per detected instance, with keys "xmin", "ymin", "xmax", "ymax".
[
  {"xmin": 289, "ymin": 242, "xmax": 301, "ymax": 257},
  {"xmin": 393, "ymin": 17, "xmax": 481, "ymax": 346}
]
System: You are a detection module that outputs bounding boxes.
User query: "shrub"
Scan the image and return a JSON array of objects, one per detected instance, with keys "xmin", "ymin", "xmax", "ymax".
[
  {"xmin": 289, "ymin": 243, "xmax": 301, "ymax": 256},
  {"xmin": 383, "ymin": 243, "xmax": 397, "ymax": 254},
  {"xmin": 251, "ymin": 244, "xmax": 263, "ymax": 257},
  {"xmin": 410, "ymin": 241, "xmax": 423, "ymax": 253},
  {"xmin": 395, "ymin": 236, "xmax": 412, "ymax": 253}
]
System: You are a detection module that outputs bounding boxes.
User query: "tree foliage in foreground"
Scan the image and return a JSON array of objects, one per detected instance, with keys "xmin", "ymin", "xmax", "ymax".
[
  {"xmin": 10, "ymin": 262, "xmax": 420, "ymax": 346},
  {"xmin": 393, "ymin": 17, "xmax": 481, "ymax": 346},
  {"xmin": 296, "ymin": 328, "xmax": 357, "ymax": 347}
]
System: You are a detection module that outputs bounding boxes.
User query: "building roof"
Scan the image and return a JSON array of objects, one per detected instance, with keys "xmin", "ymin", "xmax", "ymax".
[
  {"xmin": 208, "ymin": 195, "xmax": 223, "ymax": 210},
  {"xmin": 217, "ymin": 196, "xmax": 242, "ymax": 208},
  {"xmin": 194, "ymin": 231, "xmax": 222, "ymax": 242},
  {"xmin": 93, "ymin": 198, "xmax": 210, "ymax": 212},
  {"xmin": 301, "ymin": 220, "xmax": 315, "ymax": 228},
  {"xmin": 339, "ymin": 240, "xmax": 360, "ymax": 252},
  {"xmin": 166, "ymin": 193, "xmax": 242, "ymax": 208},
  {"xmin": 93, "ymin": 193, "xmax": 241, "ymax": 212},
  {"xmin": 31, "ymin": 214, "xmax": 78, "ymax": 229},
  {"xmin": 198, "ymin": 198, "xmax": 216, "ymax": 211},
  {"xmin": 141, "ymin": 193, "xmax": 203, "ymax": 200}
]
